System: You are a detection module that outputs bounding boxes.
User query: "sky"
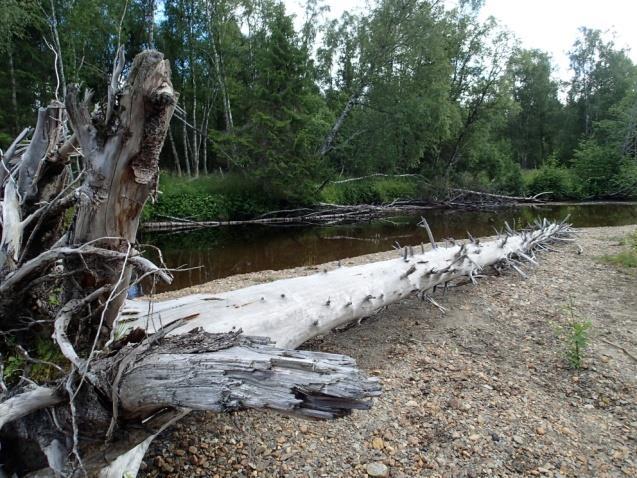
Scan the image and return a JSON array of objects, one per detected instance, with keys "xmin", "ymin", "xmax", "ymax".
[{"xmin": 284, "ymin": 0, "xmax": 637, "ymax": 80}]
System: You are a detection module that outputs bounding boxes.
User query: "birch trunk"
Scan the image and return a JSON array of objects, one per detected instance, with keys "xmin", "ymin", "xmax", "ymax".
[
  {"xmin": 145, "ymin": 0, "xmax": 155, "ymax": 48},
  {"xmin": 319, "ymin": 89, "xmax": 361, "ymax": 156},
  {"xmin": 8, "ymin": 51, "xmax": 19, "ymax": 134},
  {"xmin": 182, "ymin": 109, "xmax": 192, "ymax": 176},
  {"xmin": 168, "ymin": 127, "xmax": 182, "ymax": 176},
  {"xmin": 47, "ymin": 0, "xmax": 66, "ymax": 99}
]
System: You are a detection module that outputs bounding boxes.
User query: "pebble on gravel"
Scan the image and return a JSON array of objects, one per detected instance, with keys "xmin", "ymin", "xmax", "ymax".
[{"xmin": 366, "ymin": 462, "xmax": 390, "ymax": 477}]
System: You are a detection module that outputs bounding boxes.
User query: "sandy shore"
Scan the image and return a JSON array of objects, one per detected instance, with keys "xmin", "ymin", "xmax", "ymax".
[{"xmin": 142, "ymin": 225, "xmax": 637, "ymax": 478}]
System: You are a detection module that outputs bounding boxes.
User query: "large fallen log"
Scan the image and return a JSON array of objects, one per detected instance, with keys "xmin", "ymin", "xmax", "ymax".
[
  {"xmin": 103, "ymin": 218, "xmax": 570, "ymax": 476},
  {"xmin": 118, "ymin": 219, "xmax": 572, "ymax": 349}
]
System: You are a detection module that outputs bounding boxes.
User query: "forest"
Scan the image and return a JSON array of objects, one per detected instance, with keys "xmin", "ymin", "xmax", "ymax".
[{"xmin": 2, "ymin": 0, "xmax": 637, "ymax": 221}]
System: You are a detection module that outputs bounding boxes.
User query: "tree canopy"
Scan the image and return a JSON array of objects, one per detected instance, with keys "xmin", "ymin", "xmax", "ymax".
[{"xmin": 1, "ymin": 0, "xmax": 636, "ymax": 202}]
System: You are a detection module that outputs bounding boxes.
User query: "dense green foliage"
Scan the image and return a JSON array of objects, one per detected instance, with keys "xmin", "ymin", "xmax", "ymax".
[
  {"xmin": 144, "ymin": 173, "xmax": 287, "ymax": 221},
  {"xmin": 2, "ymin": 0, "xmax": 637, "ymax": 218},
  {"xmin": 525, "ymin": 158, "xmax": 579, "ymax": 199},
  {"xmin": 320, "ymin": 177, "xmax": 425, "ymax": 205}
]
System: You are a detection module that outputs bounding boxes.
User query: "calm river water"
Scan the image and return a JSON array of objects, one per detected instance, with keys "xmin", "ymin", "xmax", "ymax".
[{"xmin": 140, "ymin": 202, "xmax": 637, "ymax": 293}]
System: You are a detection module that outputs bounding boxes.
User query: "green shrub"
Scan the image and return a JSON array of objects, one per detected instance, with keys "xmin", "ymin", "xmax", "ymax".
[
  {"xmin": 3, "ymin": 354, "xmax": 25, "ymax": 384},
  {"xmin": 602, "ymin": 250, "xmax": 637, "ymax": 268},
  {"xmin": 554, "ymin": 300, "xmax": 592, "ymax": 369},
  {"xmin": 612, "ymin": 159, "xmax": 637, "ymax": 198},
  {"xmin": 0, "ymin": 132, "xmax": 14, "ymax": 148},
  {"xmin": 526, "ymin": 157, "xmax": 579, "ymax": 199},
  {"xmin": 496, "ymin": 160, "xmax": 525, "ymax": 196},
  {"xmin": 454, "ymin": 170, "xmax": 493, "ymax": 192},
  {"xmin": 564, "ymin": 319, "xmax": 592, "ymax": 369},
  {"xmin": 453, "ymin": 163, "xmax": 524, "ymax": 197},
  {"xmin": 144, "ymin": 173, "xmax": 288, "ymax": 221},
  {"xmin": 572, "ymin": 139, "xmax": 622, "ymax": 198},
  {"xmin": 320, "ymin": 177, "xmax": 422, "ymax": 205}
]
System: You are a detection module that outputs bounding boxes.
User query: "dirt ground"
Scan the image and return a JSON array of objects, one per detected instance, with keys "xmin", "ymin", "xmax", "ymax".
[{"xmin": 142, "ymin": 225, "xmax": 637, "ymax": 478}]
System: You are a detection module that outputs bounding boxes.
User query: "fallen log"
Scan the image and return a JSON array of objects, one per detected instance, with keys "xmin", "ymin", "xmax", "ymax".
[
  {"xmin": 119, "ymin": 219, "xmax": 572, "ymax": 349},
  {"xmin": 445, "ymin": 188, "xmax": 552, "ymax": 210},
  {"xmin": 0, "ymin": 328, "xmax": 379, "ymax": 477},
  {"xmin": 103, "ymin": 218, "xmax": 570, "ymax": 476},
  {"xmin": 113, "ymin": 330, "xmax": 381, "ymax": 420},
  {"xmin": 141, "ymin": 201, "xmax": 441, "ymax": 232},
  {"xmin": 140, "ymin": 190, "xmax": 552, "ymax": 232}
]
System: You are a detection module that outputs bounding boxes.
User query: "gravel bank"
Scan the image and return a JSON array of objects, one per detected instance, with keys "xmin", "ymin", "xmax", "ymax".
[{"xmin": 142, "ymin": 225, "xmax": 637, "ymax": 478}]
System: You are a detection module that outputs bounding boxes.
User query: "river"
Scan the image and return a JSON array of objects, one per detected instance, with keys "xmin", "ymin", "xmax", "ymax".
[{"xmin": 139, "ymin": 202, "xmax": 637, "ymax": 294}]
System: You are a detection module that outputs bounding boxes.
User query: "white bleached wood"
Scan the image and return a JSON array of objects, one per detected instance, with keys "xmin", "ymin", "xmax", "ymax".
[
  {"xmin": 117, "ymin": 341, "xmax": 381, "ymax": 419},
  {"xmin": 118, "ymin": 222, "xmax": 570, "ymax": 349},
  {"xmin": 0, "ymin": 386, "xmax": 62, "ymax": 430},
  {"xmin": 97, "ymin": 409, "xmax": 190, "ymax": 478},
  {"xmin": 0, "ymin": 179, "xmax": 23, "ymax": 271},
  {"xmin": 98, "ymin": 436, "xmax": 155, "ymax": 478}
]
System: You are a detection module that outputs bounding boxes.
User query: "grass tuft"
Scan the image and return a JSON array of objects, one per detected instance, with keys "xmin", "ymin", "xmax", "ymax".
[{"xmin": 599, "ymin": 230, "xmax": 637, "ymax": 268}]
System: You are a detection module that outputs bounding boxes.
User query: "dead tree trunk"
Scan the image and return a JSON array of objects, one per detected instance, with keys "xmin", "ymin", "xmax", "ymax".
[
  {"xmin": 0, "ymin": 50, "xmax": 379, "ymax": 477},
  {"xmin": 63, "ymin": 49, "xmax": 177, "ymax": 330},
  {"xmin": 319, "ymin": 89, "xmax": 361, "ymax": 156},
  {"xmin": 119, "ymin": 219, "xmax": 573, "ymax": 349}
]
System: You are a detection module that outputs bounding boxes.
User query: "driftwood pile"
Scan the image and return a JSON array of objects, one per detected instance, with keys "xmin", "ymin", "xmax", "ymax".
[{"xmin": 143, "ymin": 190, "xmax": 551, "ymax": 232}]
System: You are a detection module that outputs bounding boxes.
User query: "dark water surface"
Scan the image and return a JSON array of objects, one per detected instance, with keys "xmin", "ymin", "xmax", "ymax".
[{"xmin": 140, "ymin": 202, "xmax": 637, "ymax": 293}]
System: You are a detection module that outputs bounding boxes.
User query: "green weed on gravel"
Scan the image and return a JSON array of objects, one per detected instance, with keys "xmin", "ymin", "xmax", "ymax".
[{"xmin": 599, "ymin": 230, "xmax": 637, "ymax": 268}]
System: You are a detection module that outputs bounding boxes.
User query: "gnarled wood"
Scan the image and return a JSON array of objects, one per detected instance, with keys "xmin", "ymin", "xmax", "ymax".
[
  {"xmin": 5, "ymin": 331, "xmax": 378, "ymax": 477},
  {"xmin": 63, "ymin": 50, "xmax": 178, "ymax": 331},
  {"xmin": 112, "ymin": 331, "xmax": 381, "ymax": 420},
  {"xmin": 0, "ymin": 50, "xmax": 185, "ymax": 476}
]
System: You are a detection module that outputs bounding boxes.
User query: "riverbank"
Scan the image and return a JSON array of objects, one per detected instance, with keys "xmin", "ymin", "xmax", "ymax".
[
  {"xmin": 142, "ymin": 225, "xmax": 637, "ymax": 477},
  {"xmin": 142, "ymin": 203, "xmax": 637, "ymax": 294},
  {"xmin": 144, "ymin": 172, "xmax": 636, "ymax": 227}
]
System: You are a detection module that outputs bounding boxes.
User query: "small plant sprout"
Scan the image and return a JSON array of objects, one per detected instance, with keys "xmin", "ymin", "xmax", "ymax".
[{"xmin": 555, "ymin": 299, "xmax": 592, "ymax": 369}]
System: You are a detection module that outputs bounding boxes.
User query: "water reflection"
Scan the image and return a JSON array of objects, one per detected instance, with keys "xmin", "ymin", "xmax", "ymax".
[{"xmin": 140, "ymin": 203, "xmax": 637, "ymax": 293}]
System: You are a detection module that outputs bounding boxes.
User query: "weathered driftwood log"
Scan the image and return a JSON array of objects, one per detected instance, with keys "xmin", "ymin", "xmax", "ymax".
[
  {"xmin": 141, "ymin": 200, "xmax": 441, "ymax": 231},
  {"xmin": 1, "ymin": 332, "xmax": 378, "ymax": 477},
  {"xmin": 112, "ymin": 330, "xmax": 380, "ymax": 420},
  {"xmin": 103, "ymin": 219, "xmax": 571, "ymax": 476},
  {"xmin": 119, "ymin": 219, "xmax": 572, "ymax": 349},
  {"xmin": 448, "ymin": 188, "xmax": 552, "ymax": 203},
  {"xmin": 141, "ymin": 184, "xmax": 552, "ymax": 232}
]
